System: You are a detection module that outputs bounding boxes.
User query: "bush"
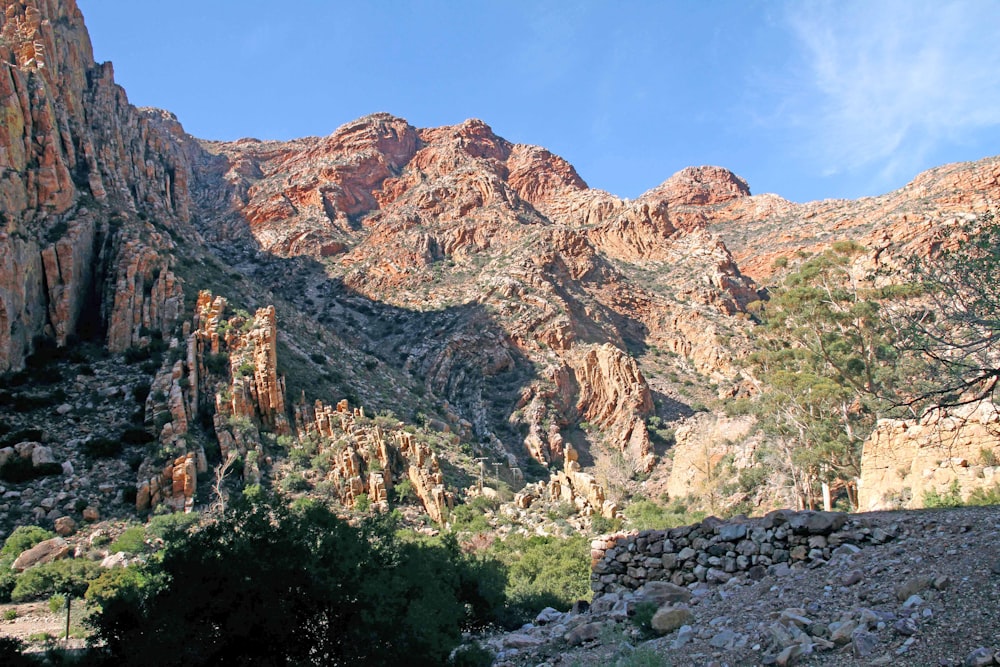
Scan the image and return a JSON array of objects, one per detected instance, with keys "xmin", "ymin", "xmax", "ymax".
[
  {"xmin": 486, "ymin": 534, "xmax": 590, "ymax": 621},
  {"xmin": 279, "ymin": 472, "xmax": 309, "ymax": 494},
  {"xmin": 109, "ymin": 525, "xmax": 148, "ymax": 555},
  {"xmin": 88, "ymin": 493, "xmax": 508, "ymax": 666},
  {"xmin": 923, "ymin": 480, "xmax": 964, "ymax": 508},
  {"xmin": 1, "ymin": 525, "xmax": 56, "ymax": 559},
  {"xmin": 48, "ymin": 593, "xmax": 66, "ymax": 614},
  {"xmin": 11, "ymin": 559, "xmax": 102, "ymax": 602},
  {"xmin": 630, "ymin": 600, "xmax": 659, "ymax": 638},
  {"xmin": 146, "ymin": 512, "xmax": 200, "ymax": 541}
]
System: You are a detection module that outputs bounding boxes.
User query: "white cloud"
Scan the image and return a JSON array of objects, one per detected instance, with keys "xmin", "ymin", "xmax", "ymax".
[{"xmin": 782, "ymin": 0, "xmax": 1000, "ymax": 184}]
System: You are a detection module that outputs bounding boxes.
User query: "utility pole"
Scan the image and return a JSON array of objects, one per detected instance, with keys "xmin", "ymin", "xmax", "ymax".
[{"xmin": 492, "ymin": 462, "xmax": 502, "ymax": 491}]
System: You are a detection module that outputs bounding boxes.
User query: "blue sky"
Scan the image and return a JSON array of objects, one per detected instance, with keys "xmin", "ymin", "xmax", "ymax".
[{"xmin": 77, "ymin": 1, "xmax": 1000, "ymax": 203}]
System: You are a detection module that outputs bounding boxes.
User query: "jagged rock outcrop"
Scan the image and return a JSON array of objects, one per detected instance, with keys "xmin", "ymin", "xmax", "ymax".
[
  {"xmin": 293, "ymin": 398, "xmax": 455, "ymax": 523},
  {"xmin": 858, "ymin": 401, "xmax": 1000, "ymax": 511},
  {"xmin": 0, "ymin": 0, "xmax": 194, "ymax": 371},
  {"xmin": 567, "ymin": 344, "xmax": 655, "ymax": 472},
  {"xmin": 514, "ymin": 444, "xmax": 619, "ymax": 518}
]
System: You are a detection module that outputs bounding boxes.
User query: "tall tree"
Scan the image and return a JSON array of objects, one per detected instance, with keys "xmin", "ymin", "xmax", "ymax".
[
  {"xmin": 889, "ymin": 211, "xmax": 1000, "ymax": 414},
  {"xmin": 748, "ymin": 242, "xmax": 899, "ymax": 509}
]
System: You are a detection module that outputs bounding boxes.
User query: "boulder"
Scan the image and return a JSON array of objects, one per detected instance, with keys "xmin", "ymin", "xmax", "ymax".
[
  {"xmin": 11, "ymin": 537, "xmax": 71, "ymax": 571},
  {"xmin": 651, "ymin": 605, "xmax": 695, "ymax": 634}
]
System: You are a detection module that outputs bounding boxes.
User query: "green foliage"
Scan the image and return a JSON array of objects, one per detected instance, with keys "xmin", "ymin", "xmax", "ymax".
[
  {"xmin": 146, "ymin": 513, "xmax": 200, "ymax": 542},
  {"xmin": 279, "ymin": 472, "xmax": 309, "ymax": 494},
  {"xmin": 746, "ymin": 242, "xmax": 904, "ymax": 509},
  {"xmin": 623, "ymin": 499, "xmax": 705, "ymax": 531},
  {"xmin": 109, "ymin": 526, "xmax": 148, "ymax": 555},
  {"xmin": 11, "ymin": 559, "xmax": 102, "ymax": 602},
  {"xmin": 448, "ymin": 642, "xmax": 495, "ymax": 667},
  {"xmin": 893, "ymin": 212, "xmax": 1000, "ymax": 410},
  {"xmin": 589, "ymin": 514, "xmax": 623, "ymax": 535},
  {"xmin": 448, "ymin": 504, "xmax": 491, "ymax": 534},
  {"xmin": 87, "ymin": 493, "xmax": 507, "ymax": 666},
  {"xmin": 922, "ymin": 480, "xmax": 964, "ymax": 508},
  {"xmin": 630, "ymin": 600, "xmax": 659, "ymax": 638},
  {"xmin": 980, "ymin": 447, "xmax": 999, "ymax": 468},
  {"xmin": 967, "ymin": 483, "xmax": 1000, "ymax": 506},
  {"xmin": 486, "ymin": 534, "xmax": 590, "ymax": 618},
  {"xmin": 1, "ymin": 525, "xmax": 55, "ymax": 559},
  {"xmin": 48, "ymin": 593, "xmax": 66, "ymax": 614},
  {"xmin": 3, "ymin": 608, "xmax": 16, "ymax": 621},
  {"xmin": 354, "ymin": 493, "xmax": 371, "ymax": 512}
]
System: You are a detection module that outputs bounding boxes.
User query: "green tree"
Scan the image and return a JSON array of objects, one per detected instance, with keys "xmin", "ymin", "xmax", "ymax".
[
  {"xmin": 87, "ymin": 492, "xmax": 505, "ymax": 666},
  {"xmin": 749, "ymin": 242, "xmax": 900, "ymax": 509},
  {"xmin": 890, "ymin": 211, "xmax": 1000, "ymax": 412}
]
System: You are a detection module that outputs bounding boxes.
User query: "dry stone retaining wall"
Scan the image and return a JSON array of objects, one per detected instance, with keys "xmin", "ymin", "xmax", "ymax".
[{"xmin": 590, "ymin": 509, "xmax": 895, "ymax": 595}]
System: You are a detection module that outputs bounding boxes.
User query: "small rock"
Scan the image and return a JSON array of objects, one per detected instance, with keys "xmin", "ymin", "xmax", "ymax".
[
  {"xmin": 893, "ymin": 617, "xmax": 919, "ymax": 636},
  {"xmin": 56, "ymin": 403, "xmax": 72, "ymax": 415},
  {"xmin": 83, "ymin": 506, "xmax": 100, "ymax": 522},
  {"xmin": 842, "ymin": 570, "xmax": 863, "ymax": 586},
  {"xmin": 534, "ymin": 607, "xmax": 563, "ymax": 625},
  {"xmin": 896, "ymin": 575, "xmax": 934, "ymax": 601},
  {"xmin": 53, "ymin": 516, "xmax": 76, "ymax": 537},
  {"xmin": 100, "ymin": 552, "xmax": 129, "ymax": 569},
  {"xmin": 503, "ymin": 632, "xmax": 545, "ymax": 649},
  {"xmin": 776, "ymin": 643, "xmax": 812, "ymax": 666},
  {"xmin": 651, "ymin": 606, "xmax": 695, "ymax": 634},
  {"xmin": 635, "ymin": 580, "xmax": 692, "ymax": 606},
  {"xmin": 963, "ymin": 647, "xmax": 994, "ymax": 667},
  {"xmin": 902, "ymin": 595, "xmax": 924, "ymax": 609},
  {"xmin": 564, "ymin": 622, "xmax": 603, "ymax": 646},
  {"xmin": 851, "ymin": 630, "xmax": 878, "ymax": 657}
]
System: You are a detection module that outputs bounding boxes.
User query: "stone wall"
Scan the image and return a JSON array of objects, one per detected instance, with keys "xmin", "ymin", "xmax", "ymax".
[{"xmin": 590, "ymin": 510, "xmax": 894, "ymax": 596}]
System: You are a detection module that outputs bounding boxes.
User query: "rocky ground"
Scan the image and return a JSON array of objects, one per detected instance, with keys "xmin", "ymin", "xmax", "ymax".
[{"xmin": 482, "ymin": 505, "xmax": 1000, "ymax": 666}]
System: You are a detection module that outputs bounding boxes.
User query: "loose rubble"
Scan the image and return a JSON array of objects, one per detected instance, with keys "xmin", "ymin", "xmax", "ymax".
[{"xmin": 481, "ymin": 506, "xmax": 1000, "ymax": 666}]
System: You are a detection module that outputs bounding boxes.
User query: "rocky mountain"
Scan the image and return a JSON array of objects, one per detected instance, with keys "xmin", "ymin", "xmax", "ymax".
[{"xmin": 0, "ymin": 0, "xmax": 998, "ymax": 544}]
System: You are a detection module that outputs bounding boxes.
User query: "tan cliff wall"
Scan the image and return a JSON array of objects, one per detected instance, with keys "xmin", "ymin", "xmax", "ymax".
[{"xmin": 858, "ymin": 401, "xmax": 1000, "ymax": 511}]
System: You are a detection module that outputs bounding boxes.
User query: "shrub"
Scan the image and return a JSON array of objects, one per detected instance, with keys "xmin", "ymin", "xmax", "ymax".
[
  {"xmin": 981, "ymin": 447, "xmax": 999, "ymax": 468},
  {"xmin": 83, "ymin": 436, "xmax": 122, "ymax": 458},
  {"xmin": 486, "ymin": 534, "xmax": 590, "ymax": 620},
  {"xmin": 48, "ymin": 593, "xmax": 66, "ymax": 614},
  {"xmin": 2, "ymin": 525, "xmax": 56, "ymax": 558},
  {"xmin": 279, "ymin": 473, "xmax": 309, "ymax": 494},
  {"xmin": 146, "ymin": 512, "xmax": 200, "ymax": 541},
  {"xmin": 630, "ymin": 600, "xmax": 659, "ymax": 638},
  {"xmin": 967, "ymin": 483, "xmax": 1000, "ymax": 506},
  {"xmin": 923, "ymin": 480, "xmax": 964, "ymax": 508},
  {"xmin": 11, "ymin": 559, "xmax": 102, "ymax": 602},
  {"xmin": 109, "ymin": 525, "xmax": 148, "ymax": 555},
  {"xmin": 2, "ymin": 609, "xmax": 16, "ymax": 621},
  {"xmin": 88, "ymin": 493, "xmax": 507, "ymax": 666}
]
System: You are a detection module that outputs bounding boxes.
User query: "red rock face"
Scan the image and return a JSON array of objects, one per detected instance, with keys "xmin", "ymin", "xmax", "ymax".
[{"xmin": 0, "ymin": 0, "xmax": 195, "ymax": 371}]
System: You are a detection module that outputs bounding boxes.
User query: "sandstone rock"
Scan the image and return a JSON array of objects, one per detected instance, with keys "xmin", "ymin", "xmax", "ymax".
[
  {"xmin": 11, "ymin": 537, "xmax": 70, "ymax": 571},
  {"xmin": 651, "ymin": 606, "xmax": 694, "ymax": 634},
  {"xmin": 964, "ymin": 647, "xmax": 995, "ymax": 667},
  {"xmin": 53, "ymin": 516, "xmax": 76, "ymax": 536}
]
